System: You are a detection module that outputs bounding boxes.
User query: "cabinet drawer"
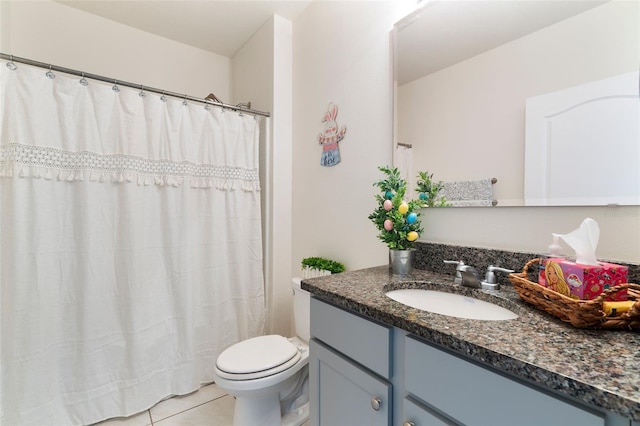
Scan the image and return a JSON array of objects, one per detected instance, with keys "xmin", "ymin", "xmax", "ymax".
[
  {"xmin": 311, "ymin": 297, "xmax": 391, "ymax": 379},
  {"xmin": 403, "ymin": 397, "xmax": 459, "ymax": 426},
  {"xmin": 405, "ymin": 336, "xmax": 605, "ymax": 426}
]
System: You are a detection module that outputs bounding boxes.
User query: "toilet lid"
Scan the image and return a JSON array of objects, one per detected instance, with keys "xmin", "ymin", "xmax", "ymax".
[{"xmin": 216, "ymin": 335, "xmax": 300, "ymax": 379}]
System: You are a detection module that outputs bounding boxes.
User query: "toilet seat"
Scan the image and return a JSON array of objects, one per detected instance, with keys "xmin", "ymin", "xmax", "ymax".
[{"xmin": 216, "ymin": 335, "xmax": 301, "ymax": 381}]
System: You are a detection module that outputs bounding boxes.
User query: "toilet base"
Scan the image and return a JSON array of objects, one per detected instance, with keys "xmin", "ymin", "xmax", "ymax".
[
  {"xmin": 233, "ymin": 376, "xmax": 309, "ymax": 426},
  {"xmin": 282, "ymin": 401, "xmax": 309, "ymax": 426},
  {"xmin": 231, "ymin": 387, "xmax": 309, "ymax": 426},
  {"xmin": 233, "ymin": 392, "xmax": 281, "ymax": 426}
]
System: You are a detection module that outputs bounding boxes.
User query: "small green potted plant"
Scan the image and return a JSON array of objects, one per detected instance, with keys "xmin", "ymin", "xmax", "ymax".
[
  {"xmin": 368, "ymin": 166, "xmax": 447, "ymax": 274},
  {"xmin": 301, "ymin": 257, "xmax": 346, "ymax": 278}
]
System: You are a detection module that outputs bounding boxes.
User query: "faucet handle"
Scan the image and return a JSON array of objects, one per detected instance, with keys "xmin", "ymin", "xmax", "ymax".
[
  {"xmin": 484, "ymin": 265, "xmax": 515, "ymax": 284},
  {"xmin": 444, "ymin": 260, "xmax": 465, "ymax": 284}
]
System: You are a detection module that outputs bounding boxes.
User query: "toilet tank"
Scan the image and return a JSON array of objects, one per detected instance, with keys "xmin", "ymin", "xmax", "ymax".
[{"xmin": 292, "ymin": 277, "xmax": 310, "ymax": 342}]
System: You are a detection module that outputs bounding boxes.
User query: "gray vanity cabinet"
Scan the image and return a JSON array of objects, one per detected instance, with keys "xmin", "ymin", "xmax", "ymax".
[
  {"xmin": 309, "ymin": 298, "xmax": 393, "ymax": 426},
  {"xmin": 310, "ymin": 297, "xmax": 625, "ymax": 426}
]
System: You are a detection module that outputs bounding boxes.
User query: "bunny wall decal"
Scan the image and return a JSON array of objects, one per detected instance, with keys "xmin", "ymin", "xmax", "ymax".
[{"xmin": 318, "ymin": 102, "xmax": 347, "ymax": 166}]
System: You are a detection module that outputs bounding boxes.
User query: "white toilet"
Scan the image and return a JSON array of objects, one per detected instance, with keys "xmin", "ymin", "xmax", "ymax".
[{"xmin": 213, "ymin": 278, "xmax": 310, "ymax": 426}]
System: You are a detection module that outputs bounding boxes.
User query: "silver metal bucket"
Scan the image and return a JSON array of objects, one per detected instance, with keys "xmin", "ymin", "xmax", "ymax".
[{"xmin": 389, "ymin": 249, "xmax": 415, "ymax": 276}]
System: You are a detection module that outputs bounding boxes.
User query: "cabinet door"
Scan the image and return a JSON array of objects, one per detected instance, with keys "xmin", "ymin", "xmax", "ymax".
[{"xmin": 310, "ymin": 339, "xmax": 391, "ymax": 426}]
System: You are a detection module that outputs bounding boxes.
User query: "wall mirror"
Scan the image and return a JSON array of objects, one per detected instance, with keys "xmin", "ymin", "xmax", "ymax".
[{"xmin": 394, "ymin": 0, "xmax": 639, "ymax": 207}]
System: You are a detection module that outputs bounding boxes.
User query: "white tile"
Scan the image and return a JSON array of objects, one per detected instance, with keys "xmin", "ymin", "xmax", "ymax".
[
  {"xmin": 91, "ymin": 410, "xmax": 152, "ymax": 426},
  {"xmin": 153, "ymin": 395, "xmax": 235, "ymax": 426},
  {"xmin": 150, "ymin": 383, "xmax": 228, "ymax": 423}
]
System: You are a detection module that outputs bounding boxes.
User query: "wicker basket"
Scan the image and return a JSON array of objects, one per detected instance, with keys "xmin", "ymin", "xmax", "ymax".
[{"xmin": 509, "ymin": 258, "xmax": 640, "ymax": 331}]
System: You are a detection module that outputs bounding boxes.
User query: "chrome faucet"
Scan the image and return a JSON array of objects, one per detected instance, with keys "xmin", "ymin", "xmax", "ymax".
[
  {"xmin": 459, "ymin": 265, "xmax": 514, "ymax": 290},
  {"xmin": 458, "ymin": 265, "xmax": 482, "ymax": 287},
  {"xmin": 443, "ymin": 260, "xmax": 465, "ymax": 285}
]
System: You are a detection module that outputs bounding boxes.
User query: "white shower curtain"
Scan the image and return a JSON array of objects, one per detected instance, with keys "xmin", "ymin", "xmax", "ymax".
[{"xmin": 0, "ymin": 63, "xmax": 266, "ymax": 425}]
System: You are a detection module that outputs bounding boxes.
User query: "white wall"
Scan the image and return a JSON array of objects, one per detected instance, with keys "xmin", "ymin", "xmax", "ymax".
[
  {"xmin": 292, "ymin": 0, "xmax": 415, "ymax": 275},
  {"xmin": 0, "ymin": 2, "xmax": 7, "ymax": 52},
  {"xmin": 269, "ymin": 16, "xmax": 294, "ymax": 335},
  {"xmin": 423, "ymin": 205, "xmax": 640, "ymax": 263},
  {"xmin": 397, "ymin": 1, "xmax": 640, "ymax": 264},
  {"xmin": 233, "ymin": 17, "xmax": 275, "ymax": 114},
  {"xmin": 2, "ymin": 1, "xmax": 231, "ymax": 99},
  {"xmin": 234, "ymin": 16, "xmax": 294, "ymax": 336}
]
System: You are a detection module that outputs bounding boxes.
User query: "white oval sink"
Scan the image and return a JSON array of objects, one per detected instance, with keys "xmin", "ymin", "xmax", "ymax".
[{"xmin": 386, "ymin": 289, "xmax": 518, "ymax": 321}]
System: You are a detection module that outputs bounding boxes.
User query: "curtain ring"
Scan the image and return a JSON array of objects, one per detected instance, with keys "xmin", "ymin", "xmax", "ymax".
[
  {"xmin": 45, "ymin": 65, "xmax": 55, "ymax": 79},
  {"xmin": 6, "ymin": 55, "xmax": 17, "ymax": 71},
  {"xmin": 112, "ymin": 79, "xmax": 120, "ymax": 93},
  {"xmin": 182, "ymin": 94, "xmax": 188, "ymax": 107},
  {"xmin": 160, "ymin": 91, "xmax": 167, "ymax": 102},
  {"xmin": 79, "ymin": 72, "xmax": 88, "ymax": 86},
  {"xmin": 138, "ymin": 84, "xmax": 146, "ymax": 98}
]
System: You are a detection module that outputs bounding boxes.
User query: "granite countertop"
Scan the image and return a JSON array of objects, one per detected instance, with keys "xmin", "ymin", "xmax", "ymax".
[{"xmin": 302, "ymin": 266, "xmax": 640, "ymax": 421}]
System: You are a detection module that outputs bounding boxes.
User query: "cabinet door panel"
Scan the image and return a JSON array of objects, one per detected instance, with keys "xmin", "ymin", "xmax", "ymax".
[
  {"xmin": 311, "ymin": 298, "xmax": 392, "ymax": 379},
  {"xmin": 405, "ymin": 337, "xmax": 605, "ymax": 426},
  {"xmin": 310, "ymin": 339, "xmax": 391, "ymax": 426}
]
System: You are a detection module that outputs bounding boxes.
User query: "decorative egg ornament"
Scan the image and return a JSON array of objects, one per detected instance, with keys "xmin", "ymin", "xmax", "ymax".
[
  {"xmin": 383, "ymin": 199, "xmax": 393, "ymax": 211},
  {"xmin": 407, "ymin": 231, "xmax": 419, "ymax": 242},
  {"xmin": 385, "ymin": 191, "xmax": 394, "ymax": 199},
  {"xmin": 398, "ymin": 202, "xmax": 409, "ymax": 215},
  {"xmin": 419, "ymin": 192, "xmax": 428, "ymax": 201},
  {"xmin": 383, "ymin": 219, "xmax": 394, "ymax": 231},
  {"xmin": 406, "ymin": 212, "xmax": 418, "ymax": 224}
]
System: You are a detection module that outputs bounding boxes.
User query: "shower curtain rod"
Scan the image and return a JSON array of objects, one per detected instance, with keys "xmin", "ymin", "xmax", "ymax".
[{"xmin": 0, "ymin": 53, "xmax": 271, "ymax": 117}]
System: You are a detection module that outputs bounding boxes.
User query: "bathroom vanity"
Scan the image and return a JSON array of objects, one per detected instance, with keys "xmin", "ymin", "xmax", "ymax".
[{"xmin": 303, "ymin": 266, "xmax": 640, "ymax": 426}]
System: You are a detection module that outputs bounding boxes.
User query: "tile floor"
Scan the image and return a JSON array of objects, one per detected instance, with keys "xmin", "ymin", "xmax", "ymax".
[{"xmin": 94, "ymin": 383, "xmax": 234, "ymax": 426}]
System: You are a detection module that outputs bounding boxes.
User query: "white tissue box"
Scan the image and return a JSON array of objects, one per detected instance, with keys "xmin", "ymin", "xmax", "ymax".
[{"xmin": 539, "ymin": 258, "xmax": 628, "ymax": 300}]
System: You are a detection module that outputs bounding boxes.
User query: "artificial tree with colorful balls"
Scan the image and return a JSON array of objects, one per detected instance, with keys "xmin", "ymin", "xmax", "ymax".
[
  {"xmin": 368, "ymin": 166, "xmax": 427, "ymax": 250},
  {"xmin": 415, "ymin": 171, "xmax": 449, "ymax": 207}
]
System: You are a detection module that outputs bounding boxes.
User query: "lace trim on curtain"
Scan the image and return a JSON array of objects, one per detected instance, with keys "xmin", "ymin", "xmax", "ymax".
[{"xmin": 0, "ymin": 143, "xmax": 260, "ymax": 191}]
